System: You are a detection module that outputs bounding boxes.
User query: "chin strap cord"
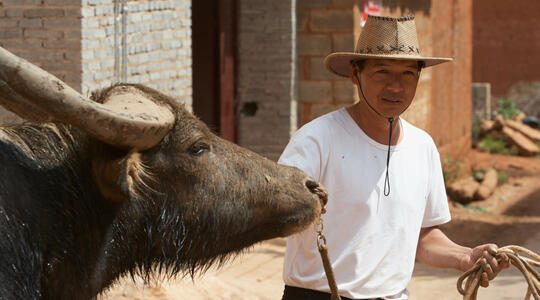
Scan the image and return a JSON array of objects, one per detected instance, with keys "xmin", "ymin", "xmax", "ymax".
[
  {"xmin": 383, "ymin": 117, "xmax": 394, "ymax": 196},
  {"xmin": 457, "ymin": 245, "xmax": 540, "ymax": 300},
  {"xmin": 353, "ymin": 66, "xmax": 395, "ymax": 197}
]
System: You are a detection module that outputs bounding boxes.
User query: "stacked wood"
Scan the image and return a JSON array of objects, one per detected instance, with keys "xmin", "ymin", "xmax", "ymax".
[
  {"xmin": 480, "ymin": 114, "xmax": 540, "ymax": 156},
  {"xmin": 505, "ymin": 119, "xmax": 540, "ymax": 142},
  {"xmin": 447, "ymin": 168, "xmax": 499, "ymax": 203},
  {"xmin": 474, "ymin": 168, "xmax": 498, "ymax": 200},
  {"xmin": 447, "ymin": 176, "xmax": 481, "ymax": 204}
]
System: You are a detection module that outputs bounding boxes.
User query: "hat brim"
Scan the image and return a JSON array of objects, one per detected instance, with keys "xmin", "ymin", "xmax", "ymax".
[{"xmin": 324, "ymin": 52, "xmax": 453, "ymax": 77}]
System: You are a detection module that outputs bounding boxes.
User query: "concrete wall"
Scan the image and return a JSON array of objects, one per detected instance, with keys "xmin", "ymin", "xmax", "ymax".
[
  {"xmin": 473, "ymin": 0, "xmax": 540, "ymax": 97},
  {"xmin": 237, "ymin": 0, "xmax": 297, "ymax": 161}
]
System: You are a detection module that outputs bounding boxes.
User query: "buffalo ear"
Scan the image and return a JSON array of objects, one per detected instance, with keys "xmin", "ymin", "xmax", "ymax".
[
  {"xmin": 92, "ymin": 150, "xmax": 155, "ymax": 203},
  {"xmin": 92, "ymin": 154, "xmax": 129, "ymax": 203},
  {"xmin": 117, "ymin": 152, "xmax": 156, "ymax": 201}
]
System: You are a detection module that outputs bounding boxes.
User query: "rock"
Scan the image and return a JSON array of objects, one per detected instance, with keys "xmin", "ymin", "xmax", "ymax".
[
  {"xmin": 474, "ymin": 168, "xmax": 498, "ymax": 200},
  {"xmin": 502, "ymin": 126, "xmax": 540, "ymax": 156},
  {"xmin": 447, "ymin": 176, "xmax": 480, "ymax": 204},
  {"xmin": 505, "ymin": 119, "xmax": 540, "ymax": 142}
]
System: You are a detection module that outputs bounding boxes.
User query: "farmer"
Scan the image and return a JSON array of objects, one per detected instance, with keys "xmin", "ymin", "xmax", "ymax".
[{"xmin": 279, "ymin": 15, "xmax": 509, "ymax": 300}]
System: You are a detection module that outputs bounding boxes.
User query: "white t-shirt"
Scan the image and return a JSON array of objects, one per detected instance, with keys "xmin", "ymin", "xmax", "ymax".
[{"xmin": 279, "ymin": 108, "xmax": 451, "ymax": 300}]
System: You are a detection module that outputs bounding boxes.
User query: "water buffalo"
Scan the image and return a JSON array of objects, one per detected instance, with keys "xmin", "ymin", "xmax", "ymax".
[{"xmin": 0, "ymin": 47, "xmax": 327, "ymax": 300}]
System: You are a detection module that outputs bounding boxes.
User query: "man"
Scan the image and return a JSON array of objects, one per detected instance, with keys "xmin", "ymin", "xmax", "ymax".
[{"xmin": 279, "ymin": 15, "xmax": 509, "ymax": 300}]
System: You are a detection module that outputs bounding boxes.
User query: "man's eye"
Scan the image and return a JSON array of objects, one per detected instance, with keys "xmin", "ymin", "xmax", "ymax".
[{"xmin": 376, "ymin": 69, "xmax": 388, "ymax": 73}]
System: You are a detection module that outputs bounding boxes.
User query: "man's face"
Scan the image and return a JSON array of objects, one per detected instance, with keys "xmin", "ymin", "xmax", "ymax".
[{"xmin": 355, "ymin": 59, "xmax": 420, "ymax": 118}]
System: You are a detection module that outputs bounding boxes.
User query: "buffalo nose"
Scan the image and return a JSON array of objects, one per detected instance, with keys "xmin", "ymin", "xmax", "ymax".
[{"xmin": 305, "ymin": 178, "xmax": 328, "ymax": 206}]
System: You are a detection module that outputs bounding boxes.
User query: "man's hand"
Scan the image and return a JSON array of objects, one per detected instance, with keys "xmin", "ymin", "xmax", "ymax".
[{"xmin": 459, "ymin": 244, "xmax": 510, "ymax": 287}]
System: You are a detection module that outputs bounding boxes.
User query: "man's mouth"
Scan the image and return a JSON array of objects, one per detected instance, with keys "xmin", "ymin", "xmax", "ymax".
[{"xmin": 381, "ymin": 97, "xmax": 403, "ymax": 104}]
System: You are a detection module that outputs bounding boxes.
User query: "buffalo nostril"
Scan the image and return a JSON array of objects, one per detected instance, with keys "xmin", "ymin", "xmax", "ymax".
[
  {"xmin": 305, "ymin": 178, "xmax": 328, "ymax": 206},
  {"xmin": 305, "ymin": 178, "xmax": 319, "ymax": 190}
]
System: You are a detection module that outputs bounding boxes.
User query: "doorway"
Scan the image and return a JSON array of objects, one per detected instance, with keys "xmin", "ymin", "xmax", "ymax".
[{"xmin": 192, "ymin": 0, "xmax": 237, "ymax": 142}]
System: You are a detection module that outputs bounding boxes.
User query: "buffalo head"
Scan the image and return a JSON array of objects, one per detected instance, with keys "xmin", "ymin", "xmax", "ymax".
[{"xmin": 0, "ymin": 46, "xmax": 327, "ymax": 298}]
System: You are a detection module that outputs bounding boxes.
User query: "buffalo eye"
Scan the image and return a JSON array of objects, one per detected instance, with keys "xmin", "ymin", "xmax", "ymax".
[{"xmin": 188, "ymin": 141, "xmax": 210, "ymax": 156}]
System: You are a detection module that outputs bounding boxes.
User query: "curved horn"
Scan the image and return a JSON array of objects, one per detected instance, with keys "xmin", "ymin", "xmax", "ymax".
[
  {"xmin": 0, "ymin": 47, "xmax": 174, "ymax": 150},
  {"xmin": 0, "ymin": 79, "xmax": 52, "ymax": 123}
]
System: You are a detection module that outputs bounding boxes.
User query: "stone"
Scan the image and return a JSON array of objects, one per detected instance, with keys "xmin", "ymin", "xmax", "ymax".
[
  {"xmin": 474, "ymin": 168, "xmax": 498, "ymax": 200},
  {"xmin": 502, "ymin": 126, "xmax": 539, "ymax": 156}
]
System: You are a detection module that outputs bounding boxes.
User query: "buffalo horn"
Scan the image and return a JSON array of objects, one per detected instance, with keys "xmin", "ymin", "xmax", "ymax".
[{"xmin": 0, "ymin": 47, "xmax": 174, "ymax": 150}]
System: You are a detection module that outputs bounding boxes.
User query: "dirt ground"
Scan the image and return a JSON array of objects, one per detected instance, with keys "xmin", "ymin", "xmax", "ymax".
[{"xmin": 100, "ymin": 150, "xmax": 540, "ymax": 300}]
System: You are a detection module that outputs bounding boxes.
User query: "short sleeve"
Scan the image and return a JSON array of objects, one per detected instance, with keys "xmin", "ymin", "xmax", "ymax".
[
  {"xmin": 421, "ymin": 145, "xmax": 451, "ymax": 228},
  {"xmin": 278, "ymin": 124, "xmax": 327, "ymax": 182}
]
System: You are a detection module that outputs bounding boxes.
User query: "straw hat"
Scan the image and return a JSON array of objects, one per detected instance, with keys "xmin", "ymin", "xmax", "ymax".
[{"xmin": 324, "ymin": 15, "xmax": 452, "ymax": 77}]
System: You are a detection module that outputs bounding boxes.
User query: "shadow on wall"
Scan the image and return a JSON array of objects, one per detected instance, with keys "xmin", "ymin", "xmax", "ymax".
[{"xmin": 385, "ymin": 0, "xmax": 431, "ymax": 16}]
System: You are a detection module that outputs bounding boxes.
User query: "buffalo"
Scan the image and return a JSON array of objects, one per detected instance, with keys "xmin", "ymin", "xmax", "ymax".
[{"xmin": 0, "ymin": 47, "xmax": 327, "ymax": 299}]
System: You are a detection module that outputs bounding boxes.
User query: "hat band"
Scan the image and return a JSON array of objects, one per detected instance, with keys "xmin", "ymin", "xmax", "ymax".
[{"xmin": 356, "ymin": 44, "xmax": 420, "ymax": 55}]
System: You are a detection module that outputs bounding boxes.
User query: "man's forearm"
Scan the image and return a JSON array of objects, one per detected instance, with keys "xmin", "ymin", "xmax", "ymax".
[{"xmin": 416, "ymin": 226, "xmax": 472, "ymax": 271}]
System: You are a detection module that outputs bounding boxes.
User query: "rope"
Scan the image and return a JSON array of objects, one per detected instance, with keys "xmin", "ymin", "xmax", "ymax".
[
  {"xmin": 457, "ymin": 245, "xmax": 540, "ymax": 300},
  {"xmin": 316, "ymin": 217, "xmax": 342, "ymax": 300}
]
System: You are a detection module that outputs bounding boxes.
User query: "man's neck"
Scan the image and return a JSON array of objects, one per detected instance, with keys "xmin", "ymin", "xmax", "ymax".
[{"xmin": 346, "ymin": 102, "xmax": 402, "ymax": 146}]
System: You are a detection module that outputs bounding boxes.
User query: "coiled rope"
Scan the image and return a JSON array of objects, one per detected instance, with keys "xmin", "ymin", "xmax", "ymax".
[{"xmin": 457, "ymin": 245, "xmax": 540, "ymax": 300}]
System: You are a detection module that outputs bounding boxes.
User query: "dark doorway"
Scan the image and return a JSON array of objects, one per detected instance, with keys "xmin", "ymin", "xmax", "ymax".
[{"xmin": 192, "ymin": 0, "xmax": 237, "ymax": 142}]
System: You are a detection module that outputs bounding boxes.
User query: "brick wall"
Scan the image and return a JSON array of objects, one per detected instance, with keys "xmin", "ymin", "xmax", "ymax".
[
  {"xmin": 427, "ymin": 0, "xmax": 472, "ymax": 160},
  {"xmin": 237, "ymin": 0, "xmax": 297, "ymax": 161},
  {"xmin": 0, "ymin": 0, "xmax": 192, "ymax": 125},
  {"xmin": 0, "ymin": 0, "xmax": 82, "ymax": 89},
  {"xmin": 297, "ymin": 0, "xmax": 356, "ymax": 123},
  {"xmin": 0, "ymin": 0, "xmax": 82, "ymax": 123},
  {"xmin": 80, "ymin": 0, "xmax": 192, "ymax": 106},
  {"xmin": 473, "ymin": 0, "xmax": 540, "ymax": 97}
]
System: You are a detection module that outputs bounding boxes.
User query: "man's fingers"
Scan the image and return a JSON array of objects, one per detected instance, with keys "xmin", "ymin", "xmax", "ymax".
[
  {"xmin": 481, "ymin": 258, "xmax": 495, "ymax": 279},
  {"xmin": 480, "ymin": 272, "xmax": 489, "ymax": 288},
  {"xmin": 486, "ymin": 244, "xmax": 498, "ymax": 256},
  {"xmin": 485, "ymin": 251, "xmax": 499, "ymax": 269}
]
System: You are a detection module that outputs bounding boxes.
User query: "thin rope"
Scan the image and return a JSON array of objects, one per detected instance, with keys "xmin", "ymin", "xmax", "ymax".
[
  {"xmin": 457, "ymin": 245, "xmax": 540, "ymax": 300},
  {"xmin": 384, "ymin": 117, "xmax": 393, "ymax": 196},
  {"xmin": 353, "ymin": 69, "xmax": 394, "ymax": 197}
]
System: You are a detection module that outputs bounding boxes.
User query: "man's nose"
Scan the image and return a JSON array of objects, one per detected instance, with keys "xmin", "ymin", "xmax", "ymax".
[{"xmin": 386, "ymin": 74, "xmax": 404, "ymax": 91}]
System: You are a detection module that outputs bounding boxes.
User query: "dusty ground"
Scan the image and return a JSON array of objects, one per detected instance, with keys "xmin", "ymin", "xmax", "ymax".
[{"xmin": 101, "ymin": 151, "xmax": 540, "ymax": 300}]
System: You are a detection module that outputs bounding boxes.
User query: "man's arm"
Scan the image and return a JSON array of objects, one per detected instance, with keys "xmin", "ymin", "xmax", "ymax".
[{"xmin": 416, "ymin": 226, "xmax": 509, "ymax": 287}]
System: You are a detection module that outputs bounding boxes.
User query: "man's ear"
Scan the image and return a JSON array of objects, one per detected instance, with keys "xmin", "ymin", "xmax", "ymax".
[{"xmin": 350, "ymin": 67, "xmax": 358, "ymax": 85}]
